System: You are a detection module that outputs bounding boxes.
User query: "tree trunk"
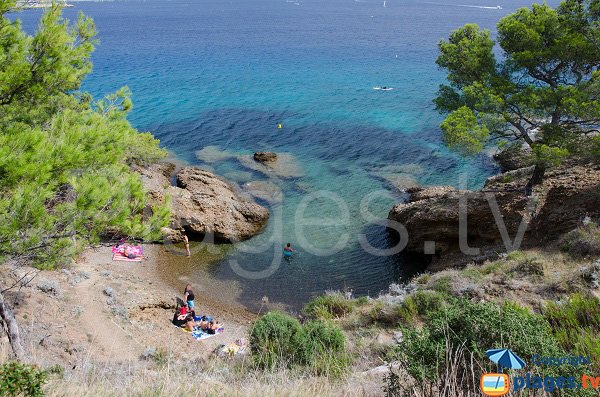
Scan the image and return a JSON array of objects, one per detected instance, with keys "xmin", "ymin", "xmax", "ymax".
[
  {"xmin": 0, "ymin": 290, "xmax": 25, "ymax": 361},
  {"xmin": 525, "ymin": 164, "xmax": 546, "ymax": 196}
]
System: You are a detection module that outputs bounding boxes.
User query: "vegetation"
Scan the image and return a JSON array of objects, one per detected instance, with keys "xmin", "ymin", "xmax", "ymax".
[
  {"xmin": 302, "ymin": 292, "xmax": 355, "ymax": 320},
  {"xmin": 560, "ymin": 223, "xmax": 600, "ymax": 258},
  {"xmin": 435, "ymin": 0, "xmax": 600, "ymax": 170},
  {"xmin": 249, "ymin": 311, "xmax": 349, "ymax": 377},
  {"xmin": 0, "ymin": 361, "xmax": 47, "ymax": 397},
  {"xmin": 0, "ymin": 1, "xmax": 169, "ymax": 268},
  {"xmin": 543, "ymin": 293, "xmax": 600, "ymax": 365}
]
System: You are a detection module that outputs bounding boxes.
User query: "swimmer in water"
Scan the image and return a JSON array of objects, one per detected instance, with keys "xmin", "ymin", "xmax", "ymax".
[{"xmin": 283, "ymin": 243, "xmax": 295, "ymax": 258}]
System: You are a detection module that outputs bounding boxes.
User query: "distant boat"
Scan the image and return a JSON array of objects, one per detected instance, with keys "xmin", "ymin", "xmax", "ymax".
[
  {"xmin": 383, "ymin": 0, "xmax": 387, "ymax": 7},
  {"xmin": 373, "ymin": 86, "xmax": 394, "ymax": 91},
  {"xmin": 496, "ymin": 5, "xmax": 503, "ymax": 9}
]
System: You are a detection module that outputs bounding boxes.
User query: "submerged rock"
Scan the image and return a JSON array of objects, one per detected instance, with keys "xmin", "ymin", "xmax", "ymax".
[
  {"xmin": 253, "ymin": 152, "xmax": 277, "ymax": 163},
  {"xmin": 196, "ymin": 146, "xmax": 235, "ymax": 163},
  {"xmin": 243, "ymin": 180, "xmax": 284, "ymax": 204},
  {"xmin": 238, "ymin": 153, "xmax": 304, "ymax": 179}
]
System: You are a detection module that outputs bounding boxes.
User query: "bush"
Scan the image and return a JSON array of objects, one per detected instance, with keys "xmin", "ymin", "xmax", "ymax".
[
  {"xmin": 249, "ymin": 311, "xmax": 309, "ymax": 370},
  {"xmin": 249, "ymin": 311, "xmax": 350, "ymax": 376},
  {"xmin": 395, "ymin": 290, "xmax": 448, "ymax": 324},
  {"xmin": 302, "ymin": 293, "xmax": 354, "ymax": 320},
  {"xmin": 543, "ymin": 293, "xmax": 600, "ymax": 365},
  {"xmin": 560, "ymin": 223, "xmax": 600, "ymax": 258},
  {"xmin": 393, "ymin": 297, "xmax": 563, "ymax": 384},
  {"xmin": 304, "ymin": 320, "xmax": 350, "ymax": 376},
  {"xmin": 0, "ymin": 361, "xmax": 47, "ymax": 397}
]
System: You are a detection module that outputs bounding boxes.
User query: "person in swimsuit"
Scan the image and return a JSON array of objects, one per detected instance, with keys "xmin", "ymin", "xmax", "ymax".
[
  {"xmin": 184, "ymin": 284, "xmax": 195, "ymax": 309},
  {"xmin": 283, "ymin": 243, "xmax": 295, "ymax": 257},
  {"xmin": 183, "ymin": 234, "xmax": 190, "ymax": 257}
]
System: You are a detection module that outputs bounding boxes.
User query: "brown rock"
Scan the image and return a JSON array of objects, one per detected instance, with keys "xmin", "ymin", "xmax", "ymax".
[
  {"xmin": 253, "ymin": 152, "xmax": 278, "ymax": 163},
  {"xmin": 135, "ymin": 163, "xmax": 269, "ymax": 243},
  {"xmin": 406, "ymin": 186, "xmax": 456, "ymax": 202},
  {"xmin": 172, "ymin": 167, "xmax": 269, "ymax": 242},
  {"xmin": 388, "ymin": 161, "xmax": 600, "ymax": 265}
]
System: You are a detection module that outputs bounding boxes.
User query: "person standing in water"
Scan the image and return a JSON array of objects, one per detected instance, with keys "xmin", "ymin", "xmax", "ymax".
[
  {"xmin": 283, "ymin": 243, "xmax": 295, "ymax": 258},
  {"xmin": 183, "ymin": 234, "xmax": 190, "ymax": 257},
  {"xmin": 184, "ymin": 284, "xmax": 195, "ymax": 310}
]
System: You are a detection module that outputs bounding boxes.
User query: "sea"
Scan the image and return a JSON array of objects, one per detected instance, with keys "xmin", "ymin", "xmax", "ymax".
[{"xmin": 15, "ymin": 0, "xmax": 559, "ymax": 311}]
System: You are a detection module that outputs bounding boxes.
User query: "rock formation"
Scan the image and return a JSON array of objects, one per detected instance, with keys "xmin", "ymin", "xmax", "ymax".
[
  {"xmin": 137, "ymin": 163, "xmax": 269, "ymax": 243},
  {"xmin": 253, "ymin": 152, "xmax": 278, "ymax": 163},
  {"xmin": 388, "ymin": 161, "xmax": 600, "ymax": 268}
]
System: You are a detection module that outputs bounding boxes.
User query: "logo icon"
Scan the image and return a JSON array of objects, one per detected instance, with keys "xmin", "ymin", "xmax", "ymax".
[{"xmin": 481, "ymin": 373, "xmax": 510, "ymax": 396}]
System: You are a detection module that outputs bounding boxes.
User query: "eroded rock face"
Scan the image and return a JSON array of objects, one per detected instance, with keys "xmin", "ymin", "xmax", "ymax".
[
  {"xmin": 388, "ymin": 161, "xmax": 600, "ymax": 264},
  {"xmin": 138, "ymin": 163, "xmax": 269, "ymax": 243}
]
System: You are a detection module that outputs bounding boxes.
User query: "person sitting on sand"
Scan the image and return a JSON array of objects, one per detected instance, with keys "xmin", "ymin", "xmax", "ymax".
[
  {"xmin": 172, "ymin": 307, "xmax": 188, "ymax": 327},
  {"xmin": 184, "ymin": 316, "xmax": 197, "ymax": 332},
  {"xmin": 196, "ymin": 319, "xmax": 223, "ymax": 334}
]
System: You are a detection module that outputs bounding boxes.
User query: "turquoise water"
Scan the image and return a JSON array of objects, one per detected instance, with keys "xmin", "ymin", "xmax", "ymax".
[{"xmin": 16, "ymin": 0, "xmax": 558, "ymax": 310}]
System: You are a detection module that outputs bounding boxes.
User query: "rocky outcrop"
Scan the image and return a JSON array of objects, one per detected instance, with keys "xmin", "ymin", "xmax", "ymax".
[
  {"xmin": 492, "ymin": 144, "xmax": 533, "ymax": 172},
  {"xmin": 388, "ymin": 161, "xmax": 600, "ymax": 268},
  {"xmin": 138, "ymin": 163, "xmax": 269, "ymax": 243},
  {"xmin": 253, "ymin": 152, "xmax": 277, "ymax": 163}
]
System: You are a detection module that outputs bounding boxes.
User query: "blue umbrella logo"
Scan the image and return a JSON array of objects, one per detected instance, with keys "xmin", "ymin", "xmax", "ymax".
[{"xmin": 486, "ymin": 348, "xmax": 526, "ymax": 370}]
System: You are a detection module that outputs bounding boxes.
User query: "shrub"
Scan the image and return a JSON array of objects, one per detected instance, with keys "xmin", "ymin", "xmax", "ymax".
[
  {"xmin": 396, "ymin": 290, "xmax": 448, "ymax": 324},
  {"xmin": 249, "ymin": 311, "xmax": 309, "ymax": 370},
  {"xmin": 509, "ymin": 257, "xmax": 545, "ymax": 277},
  {"xmin": 560, "ymin": 223, "xmax": 600, "ymax": 258},
  {"xmin": 0, "ymin": 361, "xmax": 47, "ymax": 397},
  {"xmin": 302, "ymin": 293, "xmax": 354, "ymax": 320},
  {"xmin": 393, "ymin": 297, "xmax": 563, "ymax": 384},
  {"xmin": 543, "ymin": 293, "xmax": 600, "ymax": 365},
  {"xmin": 249, "ymin": 312, "xmax": 350, "ymax": 376},
  {"xmin": 304, "ymin": 320, "xmax": 349, "ymax": 376},
  {"xmin": 430, "ymin": 276, "xmax": 453, "ymax": 295}
]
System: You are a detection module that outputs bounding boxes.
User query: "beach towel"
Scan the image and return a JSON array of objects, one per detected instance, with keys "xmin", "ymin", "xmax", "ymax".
[
  {"xmin": 175, "ymin": 315, "xmax": 223, "ymax": 341},
  {"xmin": 190, "ymin": 326, "xmax": 224, "ymax": 341},
  {"xmin": 112, "ymin": 245, "xmax": 144, "ymax": 262}
]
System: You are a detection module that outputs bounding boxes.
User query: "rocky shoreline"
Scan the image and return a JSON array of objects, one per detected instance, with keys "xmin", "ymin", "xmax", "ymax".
[
  {"xmin": 135, "ymin": 161, "xmax": 269, "ymax": 244},
  {"xmin": 388, "ymin": 159, "xmax": 600, "ymax": 271}
]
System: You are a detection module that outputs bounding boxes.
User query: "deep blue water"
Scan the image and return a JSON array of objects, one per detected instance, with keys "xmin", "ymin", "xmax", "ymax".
[{"xmin": 15, "ymin": 0, "xmax": 558, "ymax": 310}]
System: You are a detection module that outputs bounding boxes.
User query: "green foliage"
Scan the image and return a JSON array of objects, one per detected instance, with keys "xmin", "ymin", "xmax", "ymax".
[
  {"xmin": 249, "ymin": 311, "xmax": 309, "ymax": 370},
  {"xmin": 0, "ymin": 361, "xmax": 47, "ymax": 397},
  {"xmin": 0, "ymin": 4, "xmax": 168, "ymax": 267},
  {"xmin": 440, "ymin": 106, "xmax": 489, "ymax": 155},
  {"xmin": 559, "ymin": 223, "xmax": 600, "ymax": 258},
  {"xmin": 435, "ymin": 0, "xmax": 600, "ymax": 164},
  {"xmin": 393, "ymin": 297, "xmax": 563, "ymax": 382},
  {"xmin": 543, "ymin": 293, "xmax": 600, "ymax": 365},
  {"xmin": 430, "ymin": 276, "xmax": 453, "ymax": 295},
  {"xmin": 304, "ymin": 320, "xmax": 350, "ymax": 376},
  {"xmin": 249, "ymin": 311, "xmax": 349, "ymax": 376},
  {"xmin": 396, "ymin": 290, "xmax": 448, "ymax": 324},
  {"xmin": 302, "ymin": 293, "xmax": 355, "ymax": 320}
]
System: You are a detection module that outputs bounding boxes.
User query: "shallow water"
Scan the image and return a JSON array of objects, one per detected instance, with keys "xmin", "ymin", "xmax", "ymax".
[{"xmin": 15, "ymin": 0, "xmax": 558, "ymax": 310}]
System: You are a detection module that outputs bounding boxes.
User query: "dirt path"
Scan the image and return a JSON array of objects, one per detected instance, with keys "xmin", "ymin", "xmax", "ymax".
[{"xmin": 70, "ymin": 261, "xmax": 142, "ymax": 362}]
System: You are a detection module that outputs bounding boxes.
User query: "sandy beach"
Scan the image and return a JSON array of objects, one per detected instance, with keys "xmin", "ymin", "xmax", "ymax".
[{"xmin": 0, "ymin": 245, "xmax": 256, "ymax": 367}]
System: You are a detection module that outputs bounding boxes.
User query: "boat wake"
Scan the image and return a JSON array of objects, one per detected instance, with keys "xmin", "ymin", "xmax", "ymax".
[{"xmin": 425, "ymin": 2, "xmax": 502, "ymax": 9}]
